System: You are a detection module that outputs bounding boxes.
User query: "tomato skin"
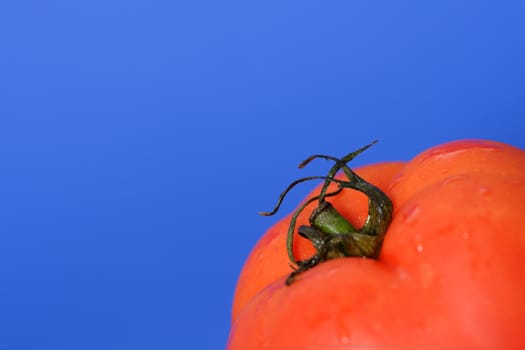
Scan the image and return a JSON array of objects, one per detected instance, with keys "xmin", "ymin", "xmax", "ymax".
[
  {"xmin": 228, "ymin": 140, "xmax": 525, "ymax": 350},
  {"xmin": 388, "ymin": 139, "xmax": 525, "ymax": 208}
]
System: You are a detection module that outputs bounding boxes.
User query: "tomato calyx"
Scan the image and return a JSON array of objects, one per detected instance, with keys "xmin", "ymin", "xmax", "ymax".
[{"xmin": 260, "ymin": 141, "xmax": 393, "ymax": 285}]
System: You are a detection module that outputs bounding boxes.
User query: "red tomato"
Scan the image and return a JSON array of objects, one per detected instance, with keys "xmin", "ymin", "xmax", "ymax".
[{"xmin": 228, "ymin": 139, "xmax": 525, "ymax": 350}]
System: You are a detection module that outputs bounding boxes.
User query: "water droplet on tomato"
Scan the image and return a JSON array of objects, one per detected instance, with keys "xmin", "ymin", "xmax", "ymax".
[
  {"xmin": 420, "ymin": 140, "xmax": 501, "ymax": 164},
  {"xmin": 413, "ymin": 233, "xmax": 424, "ymax": 253},
  {"xmin": 478, "ymin": 186, "xmax": 490, "ymax": 196},
  {"xmin": 336, "ymin": 315, "xmax": 352, "ymax": 347},
  {"xmin": 477, "ymin": 144, "xmax": 501, "ymax": 152},
  {"xmin": 387, "ymin": 172, "xmax": 405, "ymax": 192},
  {"xmin": 339, "ymin": 335, "xmax": 350, "ymax": 345},
  {"xmin": 403, "ymin": 205, "xmax": 420, "ymax": 224},
  {"xmin": 441, "ymin": 174, "xmax": 469, "ymax": 187},
  {"xmin": 396, "ymin": 268, "xmax": 409, "ymax": 280}
]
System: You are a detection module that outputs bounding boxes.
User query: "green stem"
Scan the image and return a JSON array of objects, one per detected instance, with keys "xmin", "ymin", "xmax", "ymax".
[
  {"xmin": 260, "ymin": 141, "xmax": 393, "ymax": 285},
  {"xmin": 309, "ymin": 200, "xmax": 357, "ymax": 235},
  {"xmin": 289, "ymin": 143, "xmax": 393, "ymax": 283},
  {"xmin": 285, "ymin": 188, "xmax": 344, "ymax": 265}
]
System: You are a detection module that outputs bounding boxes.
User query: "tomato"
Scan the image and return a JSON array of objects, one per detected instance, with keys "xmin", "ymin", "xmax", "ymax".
[{"xmin": 228, "ymin": 139, "xmax": 525, "ymax": 350}]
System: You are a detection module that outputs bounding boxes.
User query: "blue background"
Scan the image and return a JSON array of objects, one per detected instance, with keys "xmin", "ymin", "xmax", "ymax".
[{"xmin": 1, "ymin": 1, "xmax": 524, "ymax": 349}]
